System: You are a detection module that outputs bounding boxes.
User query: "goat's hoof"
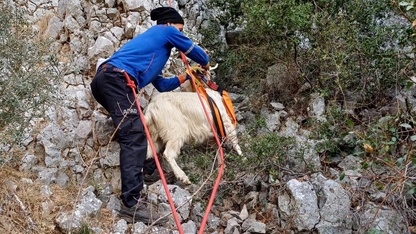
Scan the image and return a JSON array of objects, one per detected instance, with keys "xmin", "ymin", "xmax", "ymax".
[{"xmin": 179, "ymin": 176, "xmax": 191, "ymax": 185}]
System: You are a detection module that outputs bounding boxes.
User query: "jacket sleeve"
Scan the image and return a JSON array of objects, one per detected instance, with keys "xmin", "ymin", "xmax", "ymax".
[
  {"xmin": 152, "ymin": 74, "xmax": 181, "ymax": 92},
  {"xmin": 166, "ymin": 27, "xmax": 210, "ymax": 66}
]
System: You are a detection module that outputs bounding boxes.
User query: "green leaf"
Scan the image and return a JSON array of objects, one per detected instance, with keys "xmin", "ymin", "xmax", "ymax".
[
  {"xmin": 408, "ymin": 187, "xmax": 416, "ymax": 195},
  {"xmin": 375, "ymin": 182, "xmax": 385, "ymax": 190},
  {"xmin": 339, "ymin": 172, "xmax": 345, "ymax": 181},
  {"xmin": 399, "ymin": 2, "xmax": 410, "ymax": 6},
  {"xmin": 411, "ymin": 135, "xmax": 416, "ymax": 141},
  {"xmin": 400, "ymin": 123, "xmax": 412, "ymax": 129},
  {"xmin": 396, "ymin": 157, "xmax": 405, "ymax": 166},
  {"xmin": 346, "ymin": 119, "xmax": 355, "ymax": 128}
]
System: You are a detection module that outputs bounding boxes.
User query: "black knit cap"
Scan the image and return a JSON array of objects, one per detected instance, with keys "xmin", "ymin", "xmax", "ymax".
[{"xmin": 150, "ymin": 7, "xmax": 184, "ymax": 25}]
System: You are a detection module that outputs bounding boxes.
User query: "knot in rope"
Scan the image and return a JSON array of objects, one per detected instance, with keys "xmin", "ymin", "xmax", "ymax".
[{"xmin": 123, "ymin": 71, "xmax": 137, "ymax": 90}]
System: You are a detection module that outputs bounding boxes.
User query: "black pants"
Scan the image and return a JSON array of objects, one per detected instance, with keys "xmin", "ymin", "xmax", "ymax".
[{"xmin": 90, "ymin": 65, "xmax": 150, "ymax": 208}]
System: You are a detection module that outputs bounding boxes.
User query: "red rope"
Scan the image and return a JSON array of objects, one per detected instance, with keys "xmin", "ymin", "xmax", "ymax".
[
  {"xmin": 122, "ymin": 71, "xmax": 185, "ymax": 234},
  {"xmin": 179, "ymin": 53, "xmax": 225, "ymax": 234},
  {"xmin": 168, "ymin": 1, "xmax": 225, "ymax": 231},
  {"xmin": 145, "ymin": 2, "xmax": 224, "ymax": 232}
]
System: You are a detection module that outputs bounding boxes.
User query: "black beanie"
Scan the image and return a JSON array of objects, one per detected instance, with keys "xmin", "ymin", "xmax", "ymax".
[{"xmin": 150, "ymin": 7, "xmax": 184, "ymax": 25}]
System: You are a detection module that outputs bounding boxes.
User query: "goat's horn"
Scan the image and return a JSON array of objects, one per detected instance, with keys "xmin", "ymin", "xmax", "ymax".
[{"xmin": 210, "ymin": 63, "xmax": 219, "ymax": 70}]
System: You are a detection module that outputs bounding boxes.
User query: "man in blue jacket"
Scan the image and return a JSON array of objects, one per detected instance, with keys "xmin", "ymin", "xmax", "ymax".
[{"xmin": 90, "ymin": 6, "xmax": 210, "ymax": 224}]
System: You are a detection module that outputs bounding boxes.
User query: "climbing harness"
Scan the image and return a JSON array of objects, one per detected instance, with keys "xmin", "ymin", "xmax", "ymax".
[
  {"xmin": 187, "ymin": 66, "xmax": 237, "ymax": 128},
  {"xmin": 185, "ymin": 66, "xmax": 238, "ymax": 141}
]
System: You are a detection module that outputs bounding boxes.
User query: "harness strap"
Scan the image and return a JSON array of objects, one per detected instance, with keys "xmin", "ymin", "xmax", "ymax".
[
  {"xmin": 202, "ymin": 77, "xmax": 219, "ymax": 91},
  {"xmin": 207, "ymin": 95, "xmax": 226, "ymax": 141},
  {"xmin": 200, "ymin": 76, "xmax": 237, "ymax": 127},
  {"xmin": 197, "ymin": 86, "xmax": 226, "ymax": 140}
]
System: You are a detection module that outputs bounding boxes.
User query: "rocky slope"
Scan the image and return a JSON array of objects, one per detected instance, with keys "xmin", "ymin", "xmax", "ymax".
[{"xmin": 0, "ymin": 0, "xmax": 414, "ymax": 233}]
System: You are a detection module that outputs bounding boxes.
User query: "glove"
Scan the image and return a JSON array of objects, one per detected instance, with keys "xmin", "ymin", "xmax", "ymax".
[{"xmin": 178, "ymin": 72, "xmax": 191, "ymax": 84}]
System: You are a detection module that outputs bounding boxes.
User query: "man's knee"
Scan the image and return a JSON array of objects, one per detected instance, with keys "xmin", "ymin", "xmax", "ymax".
[{"xmin": 118, "ymin": 116, "xmax": 146, "ymax": 141}]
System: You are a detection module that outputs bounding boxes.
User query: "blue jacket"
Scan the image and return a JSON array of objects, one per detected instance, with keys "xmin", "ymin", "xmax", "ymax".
[{"xmin": 104, "ymin": 25, "xmax": 210, "ymax": 92}]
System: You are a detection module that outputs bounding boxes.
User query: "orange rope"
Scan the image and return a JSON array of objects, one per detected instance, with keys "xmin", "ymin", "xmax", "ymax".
[{"xmin": 122, "ymin": 71, "xmax": 185, "ymax": 234}]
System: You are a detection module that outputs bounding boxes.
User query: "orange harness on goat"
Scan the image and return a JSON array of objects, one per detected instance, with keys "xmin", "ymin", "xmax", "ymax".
[{"xmin": 186, "ymin": 67, "xmax": 237, "ymax": 141}]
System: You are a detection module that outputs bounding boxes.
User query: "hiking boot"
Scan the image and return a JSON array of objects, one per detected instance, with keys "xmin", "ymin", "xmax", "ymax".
[
  {"xmin": 143, "ymin": 158, "xmax": 176, "ymax": 184},
  {"xmin": 117, "ymin": 202, "xmax": 168, "ymax": 224},
  {"xmin": 143, "ymin": 158, "xmax": 157, "ymax": 175},
  {"xmin": 144, "ymin": 169, "xmax": 176, "ymax": 184}
]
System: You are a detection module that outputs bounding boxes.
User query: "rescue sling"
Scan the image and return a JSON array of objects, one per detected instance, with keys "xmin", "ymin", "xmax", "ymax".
[{"xmin": 187, "ymin": 67, "xmax": 237, "ymax": 140}]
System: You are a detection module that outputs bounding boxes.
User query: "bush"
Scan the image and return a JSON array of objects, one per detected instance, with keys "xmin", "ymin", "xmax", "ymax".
[
  {"xmin": 0, "ymin": 3, "xmax": 61, "ymax": 163},
  {"xmin": 204, "ymin": 0, "xmax": 415, "ymax": 109}
]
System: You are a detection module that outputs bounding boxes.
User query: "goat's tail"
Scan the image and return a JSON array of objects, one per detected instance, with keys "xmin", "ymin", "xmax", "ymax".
[
  {"xmin": 144, "ymin": 114, "xmax": 157, "ymax": 139},
  {"xmin": 144, "ymin": 108, "xmax": 161, "ymax": 159}
]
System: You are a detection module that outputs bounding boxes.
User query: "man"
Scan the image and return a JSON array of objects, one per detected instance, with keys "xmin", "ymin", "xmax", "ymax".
[{"xmin": 90, "ymin": 6, "xmax": 210, "ymax": 223}]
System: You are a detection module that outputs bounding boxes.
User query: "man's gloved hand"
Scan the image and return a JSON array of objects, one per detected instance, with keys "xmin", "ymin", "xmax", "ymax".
[{"xmin": 178, "ymin": 72, "xmax": 192, "ymax": 84}]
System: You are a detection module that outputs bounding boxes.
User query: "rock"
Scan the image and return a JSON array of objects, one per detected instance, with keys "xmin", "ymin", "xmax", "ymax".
[
  {"xmin": 285, "ymin": 179, "xmax": 320, "ymax": 231},
  {"xmin": 224, "ymin": 217, "xmax": 240, "ymax": 234},
  {"xmin": 308, "ymin": 92, "xmax": 326, "ymax": 122},
  {"xmin": 182, "ymin": 220, "xmax": 197, "ymax": 234},
  {"xmin": 239, "ymin": 204, "xmax": 249, "ymax": 221},
  {"xmin": 311, "ymin": 173, "xmax": 352, "ymax": 233},
  {"xmin": 147, "ymin": 181, "xmax": 192, "ymax": 221},
  {"xmin": 55, "ymin": 186, "xmax": 103, "ymax": 232},
  {"xmin": 242, "ymin": 218, "xmax": 266, "ymax": 233},
  {"xmin": 353, "ymin": 202, "xmax": 408, "ymax": 234},
  {"xmin": 113, "ymin": 219, "xmax": 128, "ymax": 233}
]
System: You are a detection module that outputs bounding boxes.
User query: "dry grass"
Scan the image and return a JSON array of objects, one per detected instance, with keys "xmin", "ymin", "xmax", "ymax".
[
  {"xmin": 0, "ymin": 166, "xmax": 119, "ymax": 233},
  {"xmin": 0, "ymin": 167, "xmax": 56, "ymax": 233}
]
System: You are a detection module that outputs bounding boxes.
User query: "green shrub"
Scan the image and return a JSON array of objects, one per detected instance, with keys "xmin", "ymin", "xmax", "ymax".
[
  {"xmin": 0, "ymin": 3, "xmax": 61, "ymax": 162},
  {"xmin": 247, "ymin": 132, "xmax": 295, "ymax": 176},
  {"xmin": 204, "ymin": 0, "xmax": 414, "ymax": 109}
]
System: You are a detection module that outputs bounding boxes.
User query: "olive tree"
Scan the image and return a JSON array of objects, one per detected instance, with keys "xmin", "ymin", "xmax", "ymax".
[{"xmin": 0, "ymin": 3, "xmax": 61, "ymax": 164}]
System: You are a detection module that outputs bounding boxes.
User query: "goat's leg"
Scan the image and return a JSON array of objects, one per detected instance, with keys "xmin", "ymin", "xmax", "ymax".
[
  {"xmin": 163, "ymin": 141, "xmax": 191, "ymax": 184},
  {"xmin": 233, "ymin": 143, "xmax": 243, "ymax": 156},
  {"xmin": 146, "ymin": 137, "xmax": 164, "ymax": 160},
  {"xmin": 226, "ymin": 127, "xmax": 243, "ymax": 156}
]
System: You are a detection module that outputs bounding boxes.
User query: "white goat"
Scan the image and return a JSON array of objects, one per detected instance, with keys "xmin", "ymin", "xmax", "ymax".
[{"xmin": 144, "ymin": 80, "xmax": 243, "ymax": 184}]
